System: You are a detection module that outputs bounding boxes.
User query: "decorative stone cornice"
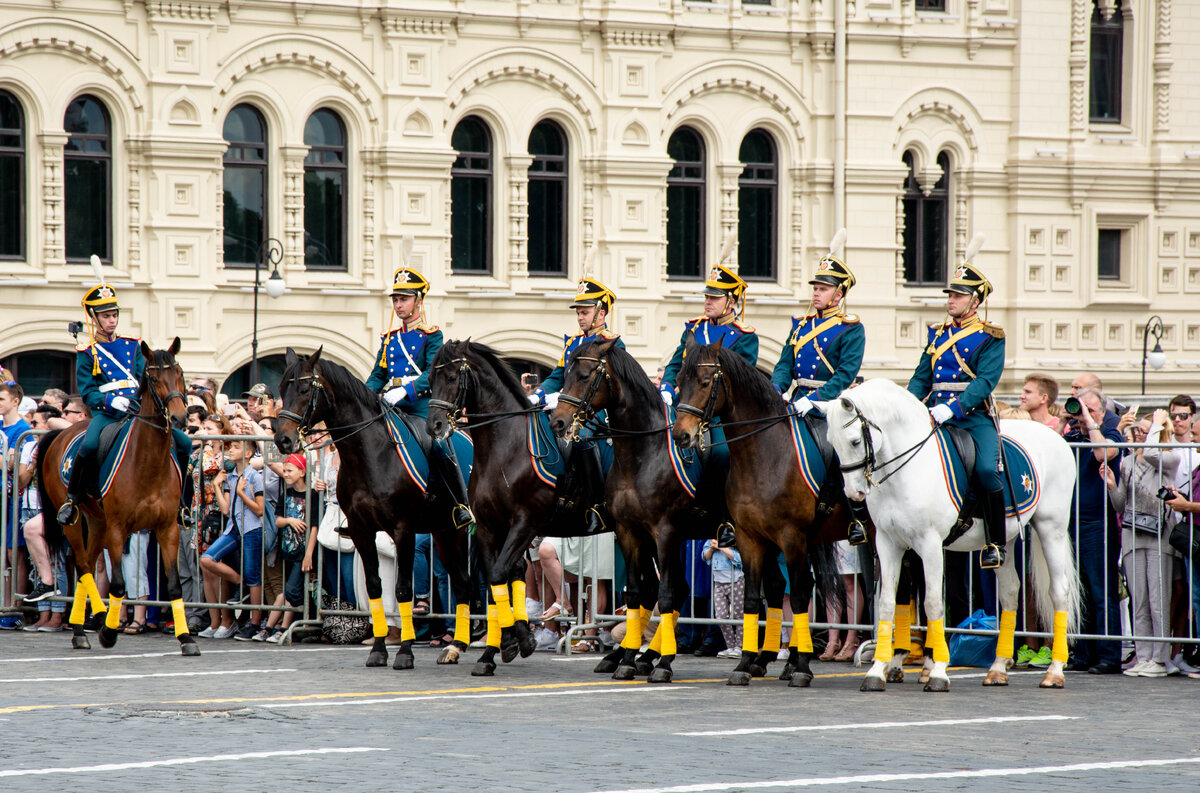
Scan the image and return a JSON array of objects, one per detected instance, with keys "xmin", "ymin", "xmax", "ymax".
[{"xmin": 142, "ymin": 1, "xmax": 220, "ymax": 22}]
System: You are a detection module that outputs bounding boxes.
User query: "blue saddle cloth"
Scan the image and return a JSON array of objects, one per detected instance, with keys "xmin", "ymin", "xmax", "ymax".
[
  {"xmin": 59, "ymin": 420, "xmax": 182, "ymax": 499},
  {"xmin": 786, "ymin": 413, "xmax": 827, "ymax": 497},
  {"xmin": 383, "ymin": 410, "xmax": 473, "ymax": 495},
  {"xmin": 933, "ymin": 429, "xmax": 1040, "ymax": 518}
]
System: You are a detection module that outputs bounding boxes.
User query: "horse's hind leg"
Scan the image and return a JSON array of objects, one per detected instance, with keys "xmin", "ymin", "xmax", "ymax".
[
  {"xmin": 912, "ymin": 537, "xmax": 950, "ymax": 692},
  {"xmin": 354, "ymin": 538, "xmax": 389, "ymax": 668},
  {"xmin": 983, "ymin": 553, "xmax": 1020, "ymax": 686},
  {"xmin": 391, "ymin": 528, "xmax": 416, "ymax": 670},
  {"xmin": 98, "ymin": 529, "xmax": 127, "ymax": 649},
  {"xmin": 156, "ymin": 522, "xmax": 200, "ymax": 657},
  {"xmin": 433, "ymin": 529, "xmax": 471, "ymax": 664},
  {"xmin": 783, "ymin": 555, "xmax": 817, "ymax": 688},
  {"xmin": 861, "ymin": 533, "xmax": 904, "ymax": 692}
]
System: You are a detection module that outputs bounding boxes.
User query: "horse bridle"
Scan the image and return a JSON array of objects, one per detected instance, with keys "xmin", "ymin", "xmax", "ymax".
[
  {"xmin": 557, "ymin": 355, "xmax": 610, "ymax": 441},
  {"xmin": 838, "ymin": 401, "xmax": 936, "ymax": 488},
  {"xmin": 428, "ymin": 356, "xmax": 472, "ymax": 426},
  {"xmin": 675, "ymin": 361, "xmax": 724, "ymax": 451},
  {"xmin": 140, "ymin": 362, "xmax": 186, "ymax": 432},
  {"xmin": 276, "ymin": 370, "xmax": 326, "ymax": 437}
]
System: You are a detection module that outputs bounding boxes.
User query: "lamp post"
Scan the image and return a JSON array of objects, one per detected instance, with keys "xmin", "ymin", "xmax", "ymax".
[
  {"xmin": 1140, "ymin": 314, "xmax": 1166, "ymax": 395},
  {"xmin": 252, "ymin": 237, "xmax": 285, "ymax": 387}
]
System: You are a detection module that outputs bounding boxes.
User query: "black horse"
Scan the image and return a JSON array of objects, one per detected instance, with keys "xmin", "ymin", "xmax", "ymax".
[
  {"xmin": 548, "ymin": 338, "xmax": 731, "ymax": 683},
  {"xmin": 273, "ymin": 348, "xmax": 478, "ymax": 670}
]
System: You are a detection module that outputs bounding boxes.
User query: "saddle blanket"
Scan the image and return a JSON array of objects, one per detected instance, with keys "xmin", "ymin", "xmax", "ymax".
[
  {"xmin": 935, "ymin": 429, "xmax": 1040, "ymax": 518},
  {"xmin": 384, "ymin": 410, "xmax": 473, "ymax": 494},
  {"xmin": 59, "ymin": 421, "xmax": 182, "ymax": 499},
  {"xmin": 665, "ymin": 405, "xmax": 704, "ymax": 498},
  {"xmin": 787, "ymin": 413, "xmax": 826, "ymax": 497}
]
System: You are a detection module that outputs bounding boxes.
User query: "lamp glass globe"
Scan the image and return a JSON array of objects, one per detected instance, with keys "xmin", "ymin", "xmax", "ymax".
[{"xmin": 265, "ymin": 271, "xmax": 286, "ymax": 299}]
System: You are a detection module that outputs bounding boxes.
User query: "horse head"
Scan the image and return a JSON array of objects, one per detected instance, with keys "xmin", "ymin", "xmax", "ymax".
[
  {"xmin": 427, "ymin": 340, "xmax": 471, "ymax": 442},
  {"xmin": 140, "ymin": 337, "xmax": 187, "ymax": 430},
  {"xmin": 818, "ymin": 379, "xmax": 911, "ymax": 501},
  {"xmin": 550, "ymin": 338, "xmax": 618, "ymax": 438},
  {"xmin": 670, "ymin": 338, "xmax": 726, "ymax": 451},
  {"xmin": 274, "ymin": 346, "xmax": 325, "ymax": 454}
]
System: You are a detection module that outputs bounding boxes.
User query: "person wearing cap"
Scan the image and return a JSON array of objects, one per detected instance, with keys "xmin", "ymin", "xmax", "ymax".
[
  {"xmin": 529, "ymin": 276, "xmax": 625, "ymax": 534},
  {"xmin": 243, "ymin": 383, "xmax": 274, "ymax": 421},
  {"xmin": 364, "ymin": 259, "xmax": 473, "ymax": 529},
  {"xmin": 771, "ymin": 234, "xmax": 870, "ymax": 545},
  {"xmin": 906, "ymin": 253, "xmax": 1007, "ymax": 569}
]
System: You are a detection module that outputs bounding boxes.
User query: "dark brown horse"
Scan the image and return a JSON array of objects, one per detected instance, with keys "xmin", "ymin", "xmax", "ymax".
[
  {"xmin": 548, "ymin": 338, "xmax": 728, "ymax": 683},
  {"xmin": 672, "ymin": 342, "xmax": 847, "ymax": 687},
  {"xmin": 273, "ymin": 348, "xmax": 479, "ymax": 670},
  {"xmin": 38, "ymin": 339, "xmax": 198, "ymax": 655}
]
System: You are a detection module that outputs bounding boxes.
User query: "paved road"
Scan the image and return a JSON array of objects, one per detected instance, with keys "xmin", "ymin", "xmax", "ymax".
[{"xmin": 1, "ymin": 630, "xmax": 1198, "ymax": 792}]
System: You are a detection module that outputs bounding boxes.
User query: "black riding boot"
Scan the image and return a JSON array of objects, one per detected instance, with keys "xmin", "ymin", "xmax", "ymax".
[
  {"xmin": 846, "ymin": 499, "xmax": 870, "ymax": 546},
  {"xmin": 433, "ymin": 445, "xmax": 474, "ymax": 530},
  {"xmin": 575, "ymin": 443, "xmax": 610, "ymax": 535},
  {"xmin": 57, "ymin": 451, "xmax": 95, "ymax": 525},
  {"xmin": 979, "ymin": 488, "xmax": 1007, "ymax": 570}
]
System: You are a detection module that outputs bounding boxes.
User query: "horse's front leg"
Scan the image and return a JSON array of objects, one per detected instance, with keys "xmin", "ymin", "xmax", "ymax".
[
  {"xmin": 486, "ymin": 518, "xmax": 535, "ymax": 665},
  {"xmin": 783, "ymin": 552, "xmax": 816, "ymax": 688},
  {"xmin": 391, "ymin": 527, "xmax": 417, "ymax": 670},
  {"xmin": 353, "ymin": 531, "xmax": 389, "ymax": 668},
  {"xmin": 884, "ymin": 557, "xmax": 917, "ymax": 683},
  {"xmin": 605, "ymin": 526, "xmax": 651, "ymax": 679},
  {"xmin": 155, "ymin": 522, "xmax": 200, "ymax": 657},
  {"xmin": 984, "ymin": 551, "xmax": 1021, "ymax": 687},
  {"xmin": 98, "ymin": 527, "xmax": 127, "ymax": 649},
  {"xmin": 728, "ymin": 538, "xmax": 767, "ymax": 687},
  {"xmin": 432, "ymin": 528, "xmax": 472, "ymax": 664},
  {"xmin": 861, "ymin": 532, "xmax": 904, "ymax": 692},
  {"xmin": 913, "ymin": 535, "xmax": 950, "ymax": 692},
  {"xmin": 748, "ymin": 554, "xmax": 787, "ymax": 678}
]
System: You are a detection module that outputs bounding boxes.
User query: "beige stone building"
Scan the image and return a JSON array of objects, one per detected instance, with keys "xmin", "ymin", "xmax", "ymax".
[{"xmin": 1, "ymin": 0, "xmax": 1197, "ymax": 400}]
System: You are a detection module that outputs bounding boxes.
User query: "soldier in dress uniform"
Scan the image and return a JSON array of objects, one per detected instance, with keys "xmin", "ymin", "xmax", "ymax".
[
  {"xmin": 365, "ymin": 261, "xmax": 474, "ymax": 529},
  {"xmin": 770, "ymin": 229, "xmax": 871, "ymax": 545},
  {"xmin": 906, "ymin": 240, "xmax": 1007, "ymax": 569},
  {"xmin": 529, "ymin": 276, "xmax": 625, "ymax": 534}
]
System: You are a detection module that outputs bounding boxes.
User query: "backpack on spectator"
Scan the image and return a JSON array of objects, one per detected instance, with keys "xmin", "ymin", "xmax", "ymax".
[{"xmin": 321, "ymin": 596, "xmax": 370, "ymax": 645}]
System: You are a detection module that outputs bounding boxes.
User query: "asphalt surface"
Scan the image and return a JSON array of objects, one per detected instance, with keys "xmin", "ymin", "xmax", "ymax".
[{"xmin": 2, "ymin": 629, "xmax": 1199, "ymax": 792}]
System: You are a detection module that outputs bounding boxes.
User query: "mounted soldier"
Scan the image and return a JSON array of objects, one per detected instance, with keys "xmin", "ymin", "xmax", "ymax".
[
  {"xmin": 528, "ymin": 272, "xmax": 624, "ymax": 534},
  {"xmin": 906, "ymin": 234, "xmax": 1007, "ymax": 569},
  {"xmin": 365, "ymin": 239, "xmax": 473, "ymax": 529},
  {"xmin": 770, "ymin": 228, "xmax": 871, "ymax": 545}
]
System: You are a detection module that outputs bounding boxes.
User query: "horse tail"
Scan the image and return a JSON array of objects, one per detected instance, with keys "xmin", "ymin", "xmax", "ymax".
[
  {"xmin": 37, "ymin": 429, "xmax": 66, "ymax": 550},
  {"xmin": 809, "ymin": 540, "xmax": 843, "ymax": 615},
  {"xmin": 1029, "ymin": 524, "xmax": 1081, "ymax": 636}
]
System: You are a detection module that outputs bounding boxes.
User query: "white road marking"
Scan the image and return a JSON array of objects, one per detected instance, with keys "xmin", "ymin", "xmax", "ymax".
[
  {"xmin": 0, "ymin": 646, "xmax": 360, "ymax": 664},
  {"xmin": 267, "ymin": 685, "xmax": 695, "ymax": 710},
  {"xmin": 591, "ymin": 756, "xmax": 1200, "ymax": 793},
  {"xmin": 678, "ymin": 714, "xmax": 1077, "ymax": 737},
  {"xmin": 0, "ymin": 747, "xmax": 386, "ymax": 778},
  {"xmin": 0, "ymin": 668, "xmax": 295, "ymax": 684}
]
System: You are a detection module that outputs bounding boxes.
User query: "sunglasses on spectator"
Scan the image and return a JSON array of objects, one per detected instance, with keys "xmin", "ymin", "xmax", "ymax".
[
  {"xmin": 1170, "ymin": 412, "xmax": 1193, "ymax": 421},
  {"xmin": 1, "ymin": 380, "xmax": 14, "ymax": 386},
  {"xmin": 189, "ymin": 384, "xmax": 210, "ymax": 392},
  {"xmin": 65, "ymin": 409, "xmax": 83, "ymax": 415}
]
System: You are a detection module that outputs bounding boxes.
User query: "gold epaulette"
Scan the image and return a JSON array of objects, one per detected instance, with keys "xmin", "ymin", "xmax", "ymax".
[
  {"xmin": 981, "ymin": 322, "xmax": 1005, "ymax": 339},
  {"xmin": 76, "ymin": 342, "xmax": 92, "ymax": 352},
  {"xmin": 732, "ymin": 320, "xmax": 756, "ymax": 333},
  {"xmin": 841, "ymin": 314, "xmax": 860, "ymax": 325},
  {"xmin": 596, "ymin": 328, "xmax": 620, "ymax": 340},
  {"xmin": 414, "ymin": 322, "xmax": 439, "ymax": 333}
]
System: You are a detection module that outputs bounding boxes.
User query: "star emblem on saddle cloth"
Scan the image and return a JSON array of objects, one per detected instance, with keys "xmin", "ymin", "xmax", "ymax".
[
  {"xmin": 64, "ymin": 457, "xmax": 73, "ymax": 474},
  {"xmin": 1020, "ymin": 473, "xmax": 1032, "ymax": 495}
]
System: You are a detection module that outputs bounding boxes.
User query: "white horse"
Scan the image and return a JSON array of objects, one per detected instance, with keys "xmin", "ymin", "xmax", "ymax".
[{"xmin": 819, "ymin": 379, "xmax": 1081, "ymax": 691}]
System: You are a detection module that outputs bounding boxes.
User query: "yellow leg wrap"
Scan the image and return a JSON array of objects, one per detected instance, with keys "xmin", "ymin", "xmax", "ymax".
[
  {"xmin": 172, "ymin": 600, "xmax": 189, "ymax": 637},
  {"xmin": 926, "ymin": 618, "xmax": 949, "ymax": 663},
  {"xmin": 399, "ymin": 601, "xmax": 416, "ymax": 642},
  {"xmin": 454, "ymin": 603, "xmax": 470, "ymax": 645},
  {"xmin": 763, "ymin": 607, "xmax": 784, "ymax": 653},
  {"xmin": 894, "ymin": 601, "xmax": 912, "ymax": 654},
  {"xmin": 996, "ymin": 610, "xmax": 1017, "ymax": 660},
  {"xmin": 485, "ymin": 604, "xmax": 500, "ymax": 649},
  {"xmin": 1051, "ymin": 611, "xmax": 1069, "ymax": 663},
  {"xmin": 69, "ymin": 586, "xmax": 87, "ymax": 625},
  {"xmin": 742, "ymin": 612, "xmax": 760, "ymax": 654},
  {"xmin": 620, "ymin": 608, "xmax": 644, "ymax": 651},
  {"xmin": 791, "ymin": 612, "xmax": 813, "ymax": 653},
  {"xmin": 874, "ymin": 619, "xmax": 895, "ymax": 663},
  {"xmin": 512, "ymin": 581, "xmax": 528, "ymax": 623},
  {"xmin": 647, "ymin": 618, "xmax": 664, "ymax": 654},
  {"xmin": 490, "ymin": 584, "xmax": 515, "ymax": 629},
  {"xmin": 659, "ymin": 611, "xmax": 677, "ymax": 657},
  {"xmin": 104, "ymin": 596, "xmax": 124, "ymax": 630},
  {"xmin": 80, "ymin": 574, "xmax": 106, "ymax": 613},
  {"xmin": 369, "ymin": 597, "xmax": 388, "ymax": 638}
]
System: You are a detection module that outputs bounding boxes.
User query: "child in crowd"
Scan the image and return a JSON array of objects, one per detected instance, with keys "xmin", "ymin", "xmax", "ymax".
[
  {"xmin": 261, "ymin": 453, "xmax": 318, "ymax": 643},
  {"xmin": 703, "ymin": 533, "xmax": 744, "ymax": 659}
]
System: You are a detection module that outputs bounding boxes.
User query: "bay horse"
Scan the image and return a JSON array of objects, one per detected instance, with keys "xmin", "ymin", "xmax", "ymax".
[
  {"xmin": 548, "ymin": 338, "xmax": 735, "ymax": 683},
  {"xmin": 671, "ymin": 342, "xmax": 846, "ymax": 687},
  {"xmin": 426, "ymin": 340, "xmax": 573, "ymax": 677},
  {"xmin": 38, "ymin": 339, "xmax": 199, "ymax": 655},
  {"xmin": 273, "ymin": 348, "xmax": 479, "ymax": 670},
  {"xmin": 820, "ymin": 379, "xmax": 1082, "ymax": 690}
]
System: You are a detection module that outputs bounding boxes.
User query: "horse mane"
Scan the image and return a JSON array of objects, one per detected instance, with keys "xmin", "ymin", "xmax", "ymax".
[
  {"xmin": 312, "ymin": 356, "xmax": 381, "ymax": 408},
  {"xmin": 571, "ymin": 339, "xmax": 658, "ymax": 408},
  {"xmin": 834, "ymin": 378, "xmax": 926, "ymax": 426},
  {"xmin": 432, "ymin": 339, "xmax": 529, "ymax": 402},
  {"xmin": 679, "ymin": 343, "xmax": 784, "ymax": 416}
]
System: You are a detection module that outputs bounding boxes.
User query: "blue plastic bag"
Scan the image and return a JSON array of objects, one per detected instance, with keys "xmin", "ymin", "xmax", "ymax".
[{"xmin": 947, "ymin": 608, "xmax": 998, "ymax": 667}]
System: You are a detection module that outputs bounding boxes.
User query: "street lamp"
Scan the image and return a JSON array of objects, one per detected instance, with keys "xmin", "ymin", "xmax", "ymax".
[
  {"xmin": 1140, "ymin": 314, "xmax": 1166, "ymax": 395},
  {"xmin": 252, "ymin": 237, "xmax": 285, "ymax": 386}
]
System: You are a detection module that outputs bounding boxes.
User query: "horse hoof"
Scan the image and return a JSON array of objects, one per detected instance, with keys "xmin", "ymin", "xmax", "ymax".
[
  {"xmin": 72, "ymin": 635, "xmax": 91, "ymax": 650},
  {"xmin": 436, "ymin": 646, "xmax": 461, "ymax": 665},
  {"xmin": 519, "ymin": 635, "xmax": 536, "ymax": 659},
  {"xmin": 982, "ymin": 671, "xmax": 1009, "ymax": 687},
  {"xmin": 1039, "ymin": 673, "xmax": 1065, "ymax": 689},
  {"xmin": 727, "ymin": 671, "xmax": 752, "ymax": 687},
  {"xmin": 788, "ymin": 672, "xmax": 813, "ymax": 688},
  {"xmin": 612, "ymin": 665, "xmax": 636, "ymax": 681},
  {"xmin": 594, "ymin": 658, "xmax": 619, "ymax": 674},
  {"xmin": 634, "ymin": 662, "xmax": 654, "ymax": 677},
  {"xmin": 779, "ymin": 663, "xmax": 796, "ymax": 681},
  {"xmin": 180, "ymin": 641, "xmax": 201, "ymax": 657},
  {"xmin": 748, "ymin": 664, "xmax": 767, "ymax": 678},
  {"xmin": 392, "ymin": 652, "xmax": 415, "ymax": 670},
  {"xmin": 648, "ymin": 667, "xmax": 673, "ymax": 684},
  {"xmin": 860, "ymin": 676, "xmax": 886, "ymax": 692},
  {"xmin": 923, "ymin": 677, "xmax": 950, "ymax": 692},
  {"xmin": 471, "ymin": 661, "xmax": 496, "ymax": 677},
  {"xmin": 918, "ymin": 669, "xmax": 932, "ymax": 685},
  {"xmin": 886, "ymin": 667, "xmax": 905, "ymax": 684},
  {"xmin": 366, "ymin": 651, "xmax": 389, "ymax": 668},
  {"xmin": 500, "ymin": 640, "xmax": 519, "ymax": 664},
  {"xmin": 98, "ymin": 626, "xmax": 119, "ymax": 649}
]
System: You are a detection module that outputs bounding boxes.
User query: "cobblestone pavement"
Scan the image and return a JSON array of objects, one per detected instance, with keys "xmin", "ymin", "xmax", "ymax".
[{"xmin": 1, "ymin": 631, "xmax": 1198, "ymax": 792}]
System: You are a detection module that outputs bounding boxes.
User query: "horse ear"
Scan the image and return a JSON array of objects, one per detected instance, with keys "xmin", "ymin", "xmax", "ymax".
[
  {"xmin": 714, "ymin": 336, "xmax": 726, "ymax": 350},
  {"xmin": 597, "ymin": 338, "xmax": 617, "ymax": 354},
  {"xmin": 140, "ymin": 340, "xmax": 152, "ymax": 361},
  {"xmin": 169, "ymin": 336, "xmax": 181, "ymax": 357},
  {"xmin": 285, "ymin": 348, "xmax": 298, "ymax": 368},
  {"xmin": 307, "ymin": 346, "xmax": 323, "ymax": 367},
  {"xmin": 811, "ymin": 401, "xmax": 829, "ymax": 415},
  {"xmin": 839, "ymin": 396, "xmax": 854, "ymax": 412}
]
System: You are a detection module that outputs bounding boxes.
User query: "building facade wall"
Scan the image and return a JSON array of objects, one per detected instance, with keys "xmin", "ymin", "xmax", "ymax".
[{"xmin": 1, "ymin": 0, "xmax": 1197, "ymax": 396}]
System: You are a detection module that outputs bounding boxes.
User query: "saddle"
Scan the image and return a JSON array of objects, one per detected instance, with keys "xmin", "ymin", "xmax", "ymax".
[
  {"xmin": 804, "ymin": 413, "xmax": 845, "ymax": 528},
  {"xmin": 940, "ymin": 424, "xmax": 981, "ymax": 546},
  {"xmin": 387, "ymin": 403, "xmax": 434, "ymax": 462}
]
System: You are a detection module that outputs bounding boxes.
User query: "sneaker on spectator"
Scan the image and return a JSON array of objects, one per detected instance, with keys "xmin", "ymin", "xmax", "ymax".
[
  {"xmin": 23, "ymin": 581, "xmax": 59, "ymax": 603},
  {"xmin": 0, "ymin": 616, "xmax": 24, "ymax": 630},
  {"xmin": 1029, "ymin": 647, "xmax": 1052, "ymax": 668},
  {"xmin": 525, "ymin": 599, "xmax": 543, "ymax": 623},
  {"xmin": 211, "ymin": 623, "xmax": 237, "ymax": 639},
  {"xmin": 252, "ymin": 627, "xmax": 272, "ymax": 642},
  {"xmin": 777, "ymin": 648, "xmax": 790, "ymax": 661},
  {"xmin": 1171, "ymin": 653, "xmax": 1200, "ymax": 676},
  {"xmin": 37, "ymin": 623, "xmax": 65, "ymax": 632},
  {"xmin": 233, "ymin": 622, "xmax": 260, "ymax": 641},
  {"xmin": 1014, "ymin": 645, "xmax": 1035, "ymax": 668},
  {"xmin": 717, "ymin": 648, "xmax": 741, "ymax": 659},
  {"xmin": 1138, "ymin": 661, "xmax": 1168, "ymax": 678},
  {"xmin": 83, "ymin": 613, "xmax": 104, "ymax": 633},
  {"xmin": 1123, "ymin": 660, "xmax": 1149, "ymax": 677},
  {"xmin": 1164, "ymin": 657, "xmax": 1183, "ymax": 676},
  {"xmin": 197, "ymin": 626, "xmax": 218, "ymax": 638},
  {"xmin": 598, "ymin": 629, "xmax": 614, "ymax": 649},
  {"xmin": 266, "ymin": 629, "xmax": 286, "ymax": 644},
  {"xmin": 534, "ymin": 627, "xmax": 560, "ymax": 651}
]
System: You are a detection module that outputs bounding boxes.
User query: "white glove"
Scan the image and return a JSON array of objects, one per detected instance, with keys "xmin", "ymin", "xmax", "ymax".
[
  {"xmin": 383, "ymin": 387, "xmax": 407, "ymax": 406},
  {"xmin": 544, "ymin": 392, "xmax": 560, "ymax": 411},
  {"xmin": 528, "ymin": 392, "xmax": 542, "ymax": 406},
  {"xmin": 792, "ymin": 396, "xmax": 814, "ymax": 416},
  {"xmin": 111, "ymin": 396, "xmax": 131, "ymax": 413},
  {"xmin": 930, "ymin": 403, "xmax": 954, "ymax": 424},
  {"xmin": 660, "ymin": 390, "xmax": 673, "ymax": 407}
]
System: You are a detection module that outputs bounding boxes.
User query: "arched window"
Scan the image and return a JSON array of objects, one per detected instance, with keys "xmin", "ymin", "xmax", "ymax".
[
  {"xmin": 451, "ymin": 116, "xmax": 492, "ymax": 273},
  {"xmin": 303, "ymin": 109, "xmax": 347, "ymax": 270},
  {"xmin": 222, "ymin": 104, "xmax": 268, "ymax": 266},
  {"xmin": 737, "ymin": 129, "xmax": 777, "ymax": 280},
  {"xmin": 902, "ymin": 151, "xmax": 950, "ymax": 285},
  {"xmin": 0, "ymin": 90, "xmax": 24, "ymax": 260},
  {"xmin": 64, "ymin": 95, "xmax": 112, "ymax": 262},
  {"xmin": 527, "ymin": 120, "xmax": 568, "ymax": 275},
  {"xmin": 1090, "ymin": 0, "xmax": 1124, "ymax": 123},
  {"xmin": 3, "ymin": 350, "xmax": 76, "ymax": 396},
  {"xmin": 666, "ymin": 126, "xmax": 705, "ymax": 278},
  {"xmin": 220, "ymin": 353, "xmax": 288, "ymax": 402}
]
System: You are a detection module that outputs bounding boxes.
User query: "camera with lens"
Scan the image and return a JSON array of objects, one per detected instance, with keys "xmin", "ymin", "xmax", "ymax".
[
  {"xmin": 67, "ymin": 320, "xmax": 84, "ymax": 336},
  {"xmin": 1063, "ymin": 396, "xmax": 1083, "ymax": 416},
  {"xmin": 1158, "ymin": 486, "xmax": 1176, "ymax": 501}
]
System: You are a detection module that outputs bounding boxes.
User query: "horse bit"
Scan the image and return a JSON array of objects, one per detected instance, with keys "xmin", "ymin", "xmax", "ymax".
[{"xmin": 557, "ymin": 355, "xmax": 610, "ymax": 442}]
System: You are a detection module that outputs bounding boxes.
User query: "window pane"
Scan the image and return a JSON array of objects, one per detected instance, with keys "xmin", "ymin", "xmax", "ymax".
[
  {"xmin": 528, "ymin": 177, "xmax": 565, "ymax": 274},
  {"xmin": 223, "ymin": 166, "xmax": 265, "ymax": 264},
  {"xmin": 902, "ymin": 197, "xmax": 920, "ymax": 283},
  {"xmin": 0, "ymin": 91, "xmax": 22, "ymax": 258},
  {"xmin": 667, "ymin": 184, "xmax": 703, "ymax": 278},
  {"xmin": 529, "ymin": 121, "xmax": 565, "ymax": 157},
  {"xmin": 304, "ymin": 170, "xmax": 344, "ymax": 268},
  {"xmin": 223, "ymin": 105, "xmax": 265, "ymax": 144},
  {"xmin": 1097, "ymin": 228, "xmax": 1121, "ymax": 279},
  {"xmin": 304, "ymin": 109, "xmax": 344, "ymax": 149},
  {"xmin": 737, "ymin": 186, "xmax": 773, "ymax": 279},
  {"xmin": 921, "ymin": 196, "xmax": 947, "ymax": 284},
  {"xmin": 452, "ymin": 117, "xmax": 489, "ymax": 155},
  {"xmin": 451, "ymin": 175, "xmax": 489, "ymax": 272},
  {"xmin": 64, "ymin": 158, "xmax": 109, "ymax": 260},
  {"xmin": 1089, "ymin": 5, "xmax": 1123, "ymax": 123},
  {"xmin": 64, "ymin": 97, "xmax": 109, "ymax": 137},
  {"xmin": 10, "ymin": 351, "xmax": 74, "ymax": 396}
]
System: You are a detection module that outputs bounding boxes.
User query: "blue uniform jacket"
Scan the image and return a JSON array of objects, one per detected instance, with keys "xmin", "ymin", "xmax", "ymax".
[
  {"xmin": 365, "ymin": 324, "xmax": 443, "ymax": 417},
  {"xmin": 536, "ymin": 326, "xmax": 625, "ymax": 400},
  {"xmin": 660, "ymin": 314, "xmax": 759, "ymax": 399},
  {"xmin": 770, "ymin": 308, "xmax": 865, "ymax": 400},
  {"xmin": 77, "ymin": 336, "xmax": 144, "ymax": 417}
]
